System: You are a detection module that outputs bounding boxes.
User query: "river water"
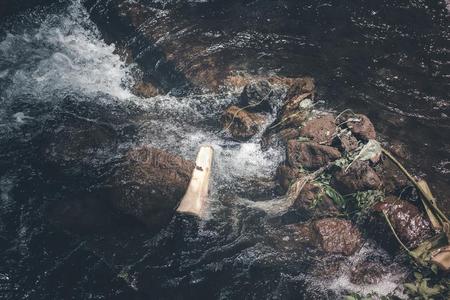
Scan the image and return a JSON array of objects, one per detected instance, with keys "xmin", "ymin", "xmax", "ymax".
[{"xmin": 0, "ymin": 0, "xmax": 448, "ymax": 299}]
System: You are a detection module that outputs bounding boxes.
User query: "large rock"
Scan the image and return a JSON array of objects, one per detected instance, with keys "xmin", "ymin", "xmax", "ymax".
[
  {"xmin": 107, "ymin": 146, "xmax": 195, "ymax": 229},
  {"xmin": 283, "ymin": 77, "xmax": 315, "ymax": 101},
  {"xmin": 239, "ymin": 80, "xmax": 274, "ymax": 112},
  {"xmin": 311, "ymin": 218, "xmax": 362, "ymax": 256},
  {"xmin": 372, "ymin": 197, "xmax": 433, "ymax": 249},
  {"xmin": 293, "ymin": 183, "xmax": 340, "ymax": 217},
  {"xmin": 299, "ymin": 115, "xmax": 337, "ymax": 145},
  {"xmin": 287, "ymin": 141, "xmax": 341, "ymax": 170},
  {"xmin": 346, "ymin": 114, "xmax": 376, "ymax": 141},
  {"xmin": 281, "ymin": 218, "xmax": 362, "ymax": 256},
  {"xmin": 276, "ymin": 164, "xmax": 304, "ymax": 192},
  {"xmin": 221, "ymin": 105, "xmax": 266, "ymax": 140},
  {"xmin": 331, "ymin": 161, "xmax": 382, "ymax": 194},
  {"xmin": 42, "ymin": 117, "xmax": 119, "ymax": 177},
  {"xmin": 334, "ymin": 132, "xmax": 359, "ymax": 153},
  {"xmin": 376, "ymin": 157, "xmax": 410, "ymax": 196},
  {"xmin": 274, "ymin": 78, "xmax": 315, "ymax": 128}
]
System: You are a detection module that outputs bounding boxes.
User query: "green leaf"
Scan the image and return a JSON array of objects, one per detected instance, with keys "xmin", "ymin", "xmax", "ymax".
[
  {"xmin": 404, "ymin": 283, "xmax": 418, "ymax": 293},
  {"xmin": 324, "ymin": 185, "xmax": 346, "ymax": 208}
]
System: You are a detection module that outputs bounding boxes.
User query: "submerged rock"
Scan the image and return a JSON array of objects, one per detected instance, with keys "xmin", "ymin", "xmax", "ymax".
[
  {"xmin": 332, "ymin": 161, "xmax": 382, "ymax": 194},
  {"xmin": 42, "ymin": 117, "xmax": 119, "ymax": 177},
  {"xmin": 299, "ymin": 115, "xmax": 337, "ymax": 145},
  {"xmin": 221, "ymin": 105, "xmax": 266, "ymax": 140},
  {"xmin": 287, "ymin": 140, "xmax": 341, "ymax": 170},
  {"xmin": 372, "ymin": 197, "xmax": 433, "ymax": 249},
  {"xmin": 312, "ymin": 218, "xmax": 362, "ymax": 256},
  {"xmin": 240, "ymin": 80, "xmax": 274, "ymax": 112},
  {"xmin": 106, "ymin": 146, "xmax": 194, "ymax": 229},
  {"xmin": 349, "ymin": 261, "xmax": 384, "ymax": 285},
  {"xmin": 49, "ymin": 194, "xmax": 116, "ymax": 233},
  {"xmin": 132, "ymin": 81, "xmax": 160, "ymax": 98}
]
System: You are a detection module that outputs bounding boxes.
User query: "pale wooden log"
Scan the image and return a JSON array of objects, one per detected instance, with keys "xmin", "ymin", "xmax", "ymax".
[{"xmin": 176, "ymin": 146, "xmax": 214, "ymax": 217}]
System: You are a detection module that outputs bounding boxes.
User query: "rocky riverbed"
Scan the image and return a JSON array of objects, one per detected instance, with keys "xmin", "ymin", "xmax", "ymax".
[{"xmin": 1, "ymin": 0, "xmax": 449, "ymax": 299}]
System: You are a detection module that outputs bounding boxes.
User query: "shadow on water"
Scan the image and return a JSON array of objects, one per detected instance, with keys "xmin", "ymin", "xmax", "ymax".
[{"xmin": 0, "ymin": 0, "xmax": 448, "ymax": 299}]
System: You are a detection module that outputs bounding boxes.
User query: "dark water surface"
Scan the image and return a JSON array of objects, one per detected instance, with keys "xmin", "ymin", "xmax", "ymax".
[{"xmin": 0, "ymin": 0, "xmax": 449, "ymax": 299}]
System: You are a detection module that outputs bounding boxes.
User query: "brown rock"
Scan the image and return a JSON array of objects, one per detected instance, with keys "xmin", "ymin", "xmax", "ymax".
[
  {"xmin": 287, "ymin": 141, "xmax": 341, "ymax": 170},
  {"xmin": 279, "ymin": 128, "xmax": 301, "ymax": 142},
  {"xmin": 376, "ymin": 157, "xmax": 410, "ymax": 195},
  {"xmin": 276, "ymin": 164, "xmax": 304, "ymax": 192},
  {"xmin": 293, "ymin": 183, "xmax": 340, "ymax": 217},
  {"xmin": 276, "ymin": 79, "xmax": 315, "ymax": 128},
  {"xmin": 221, "ymin": 105, "xmax": 266, "ymax": 141},
  {"xmin": 332, "ymin": 161, "xmax": 382, "ymax": 194},
  {"xmin": 347, "ymin": 114, "xmax": 376, "ymax": 141},
  {"xmin": 284, "ymin": 77, "xmax": 315, "ymax": 102},
  {"xmin": 299, "ymin": 115, "xmax": 337, "ymax": 145},
  {"xmin": 335, "ymin": 132, "xmax": 359, "ymax": 153},
  {"xmin": 373, "ymin": 197, "xmax": 433, "ymax": 249},
  {"xmin": 107, "ymin": 146, "xmax": 195, "ymax": 229},
  {"xmin": 311, "ymin": 218, "xmax": 362, "ymax": 256}
]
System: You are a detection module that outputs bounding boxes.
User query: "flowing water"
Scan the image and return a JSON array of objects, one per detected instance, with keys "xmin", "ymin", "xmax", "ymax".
[{"xmin": 0, "ymin": 0, "xmax": 449, "ymax": 299}]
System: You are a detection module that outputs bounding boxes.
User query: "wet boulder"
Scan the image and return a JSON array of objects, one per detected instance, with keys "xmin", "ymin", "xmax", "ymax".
[
  {"xmin": 292, "ymin": 183, "xmax": 340, "ymax": 218},
  {"xmin": 274, "ymin": 78, "xmax": 315, "ymax": 128},
  {"xmin": 311, "ymin": 218, "xmax": 362, "ymax": 256},
  {"xmin": 372, "ymin": 197, "xmax": 433, "ymax": 249},
  {"xmin": 287, "ymin": 140, "xmax": 341, "ymax": 170},
  {"xmin": 299, "ymin": 115, "xmax": 337, "ymax": 145},
  {"xmin": 106, "ymin": 146, "xmax": 195, "ymax": 229},
  {"xmin": 346, "ymin": 114, "xmax": 376, "ymax": 141},
  {"xmin": 221, "ymin": 105, "xmax": 266, "ymax": 140},
  {"xmin": 375, "ymin": 157, "xmax": 410, "ymax": 196},
  {"xmin": 240, "ymin": 80, "xmax": 275, "ymax": 112},
  {"xmin": 42, "ymin": 118, "xmax": 118, "ymax": 177},
  {"xmin": 283, "ymin": 77, "xmax": 315, "ymax": 101},
  {"xmin": 334, "ymin": 131, "xmax": 359, "ymax": 153},
  {"xmin": 331, "ymin": 161, "xmax": 382, "ymax": 194},
  {"xmin": 280, "ymin": 218, "xmax": 362, "ymax": 256},
  {"xmin": 276, "ymin": 164, "xmax": 304, "ymax": 192},
  {"xmin": 48, "ymin": 193, "xmax": 122, "ymax": 233}
]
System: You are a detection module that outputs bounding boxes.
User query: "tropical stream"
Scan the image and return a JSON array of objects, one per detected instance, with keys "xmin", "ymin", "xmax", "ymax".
[{"xmin": 0, "ymin": 0, "xmax": 449, "ymax": 299}]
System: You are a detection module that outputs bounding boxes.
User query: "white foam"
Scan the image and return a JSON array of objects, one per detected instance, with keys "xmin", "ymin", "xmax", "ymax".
[
  {"xmin": 0, "ymin": 0, "xmax": 134, "ymax": 102},
  {"xmin": 314, "ymin": 243, "xmax": 407, "ymax": 298}
]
